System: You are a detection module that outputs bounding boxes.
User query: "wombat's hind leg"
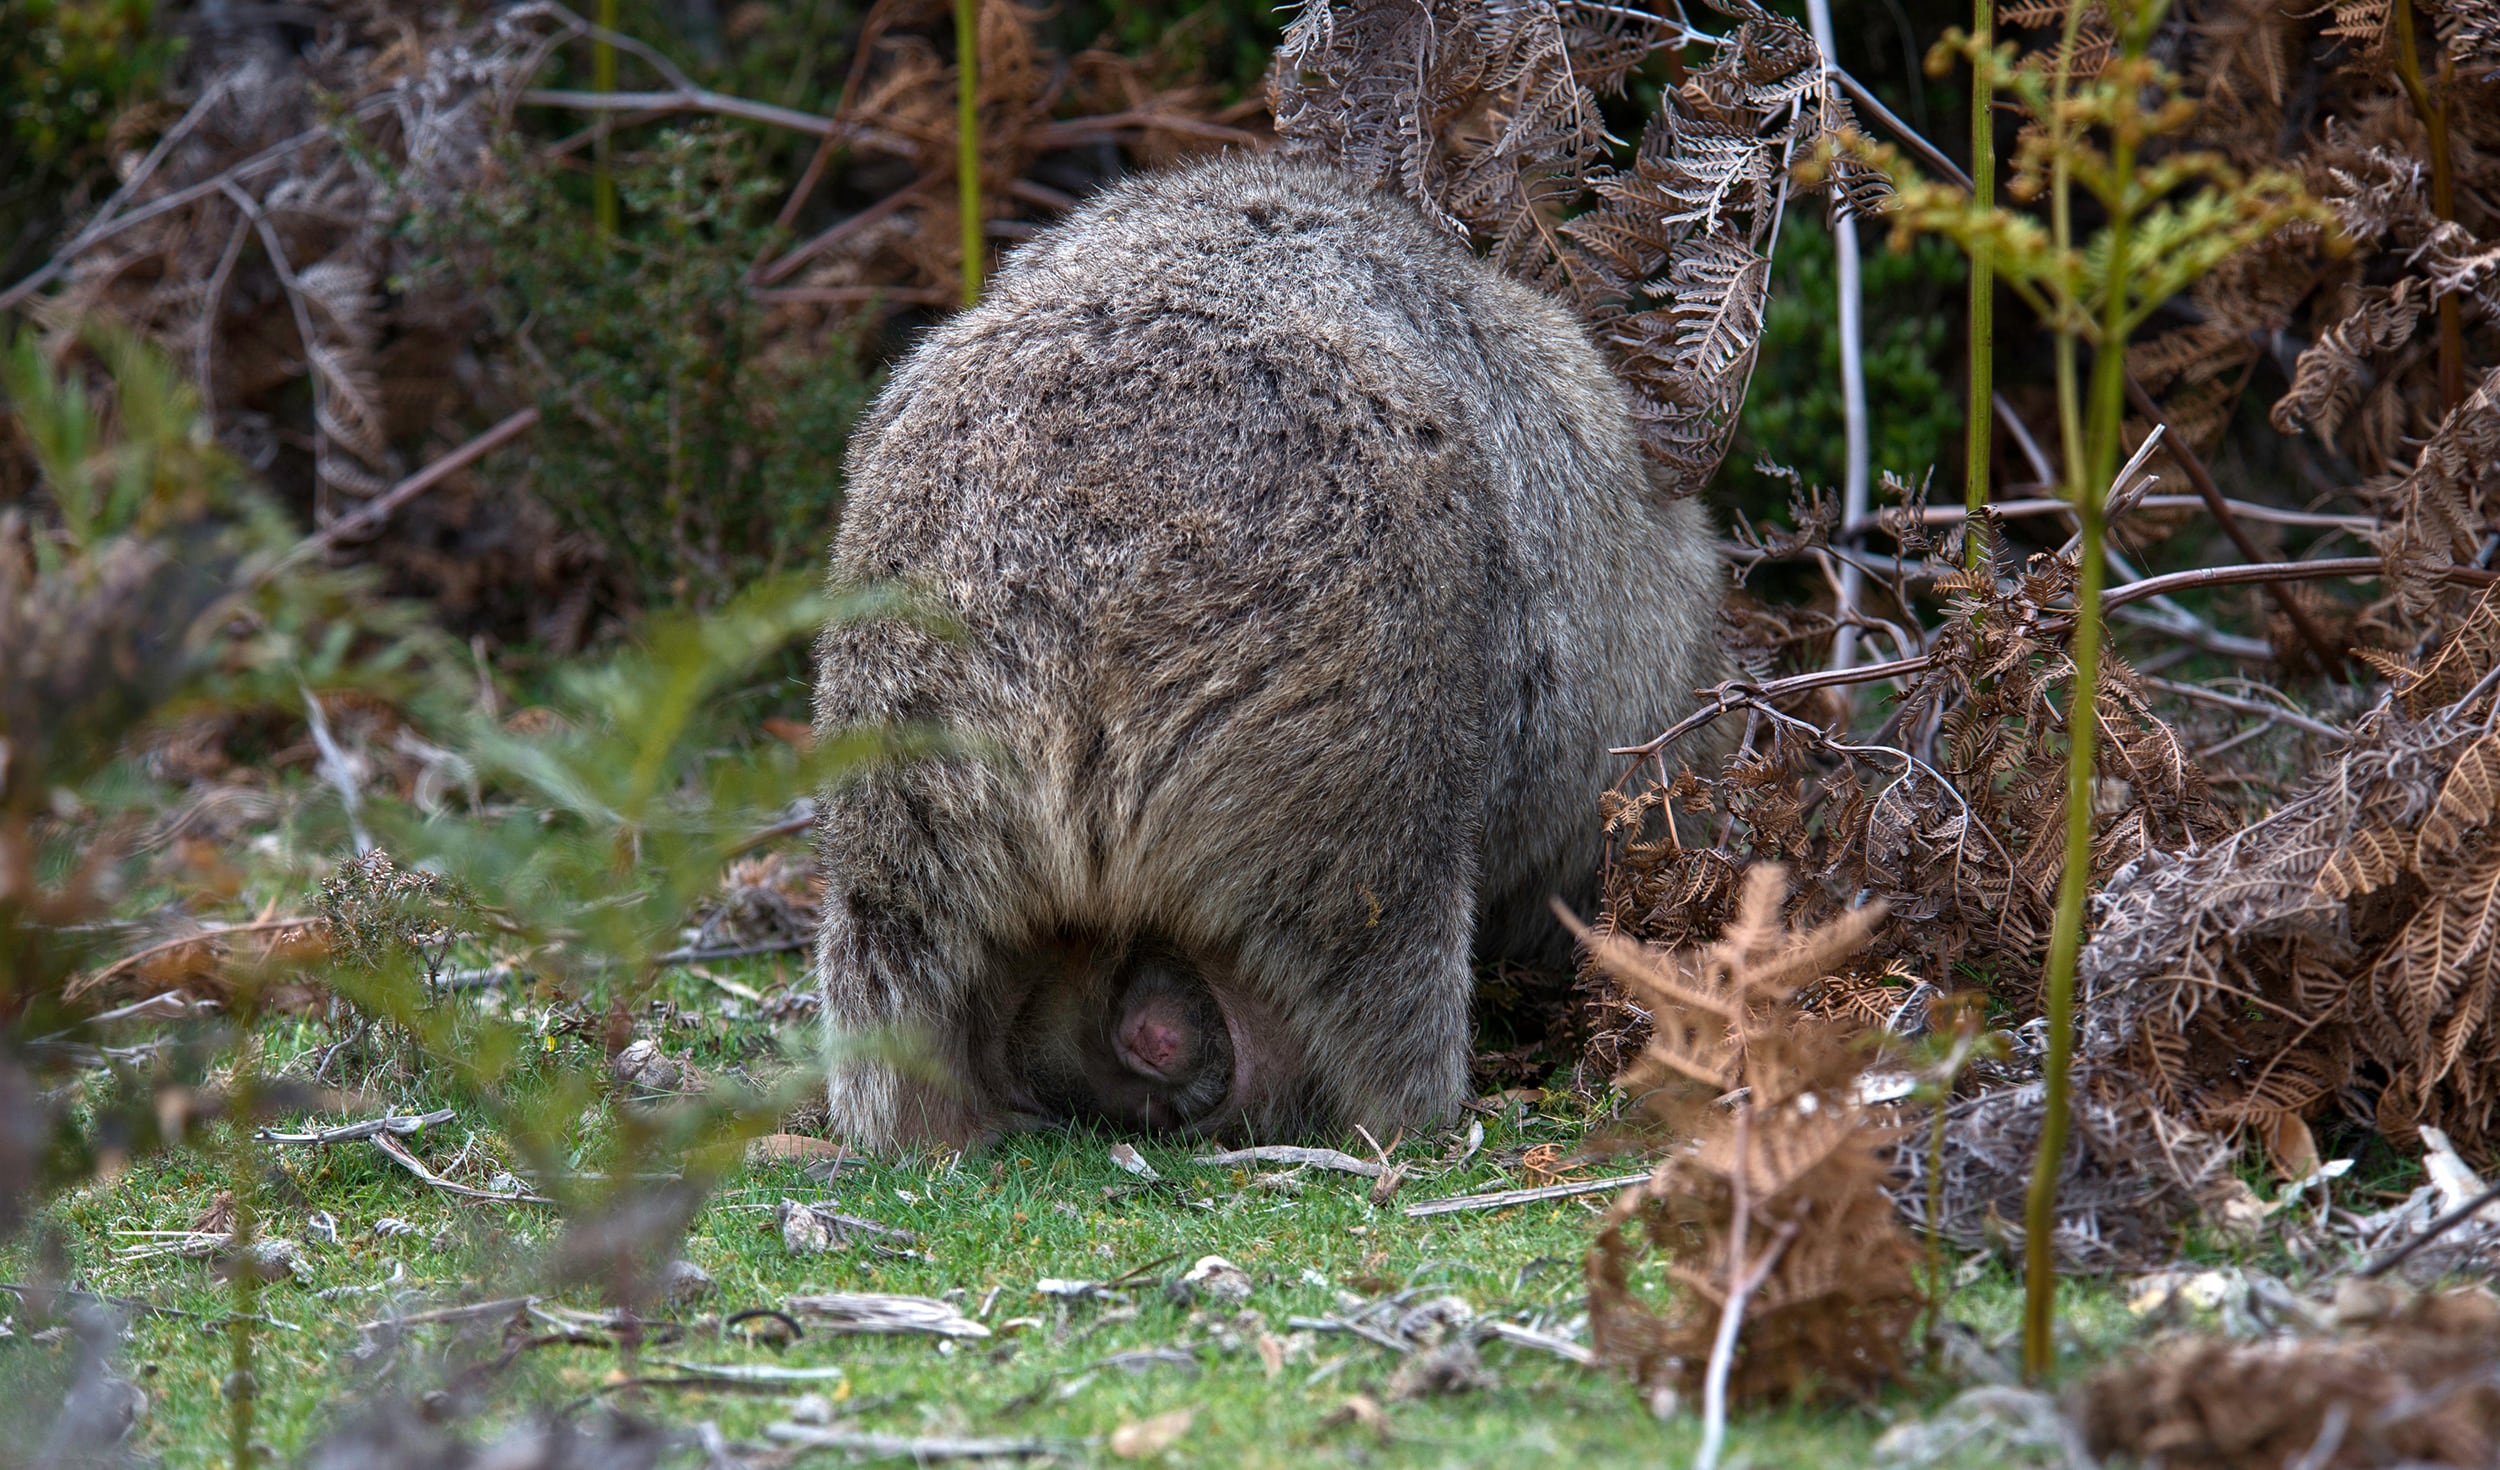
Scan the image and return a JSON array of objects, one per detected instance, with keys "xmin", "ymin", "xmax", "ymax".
[{"xmin": 818, "ymin": 887, "xmax": 995, "ymax": 1151}]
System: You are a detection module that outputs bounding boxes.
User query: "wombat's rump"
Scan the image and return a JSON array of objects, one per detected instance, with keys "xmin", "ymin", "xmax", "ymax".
[{"xmin": 814, "ymin": 152, "xmax": 1723, "ymax": 1148}]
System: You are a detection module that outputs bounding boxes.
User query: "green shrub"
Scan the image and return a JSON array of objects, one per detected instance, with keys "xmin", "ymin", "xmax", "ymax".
[
  {"xmin": 1715, "ymin": 226, "xmax": 1967, "ymax": 516},
  {"xmin": 447, "ymin": 126, "xmax": 878, "ymax": 613}
]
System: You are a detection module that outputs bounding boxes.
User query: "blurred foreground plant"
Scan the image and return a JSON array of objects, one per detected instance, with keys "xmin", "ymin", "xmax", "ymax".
[
  {"xmin": 2, "ymin": 325, "xmax": 457, "ymax": 1466},
  {"xmin": 3, "ymin": 327, "xmax": 931, "ymax": 1433},
  {"xmin": 330, "ymin": 569, "xmax": 935, "ymax": 1353}
]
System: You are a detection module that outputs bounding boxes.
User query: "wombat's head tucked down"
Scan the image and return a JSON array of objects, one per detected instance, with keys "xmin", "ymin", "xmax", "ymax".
[
  {"xmin": 814, "ymin": 152, "xmax": 1726, "ymax": 1150},
  {"xmin": 983, "ymin": 935, "xmax": 1302, "ymax": 1136}
]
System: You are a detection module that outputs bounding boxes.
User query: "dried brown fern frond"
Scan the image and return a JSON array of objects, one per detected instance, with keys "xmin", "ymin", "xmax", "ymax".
[
  {"xmin": 2119, "ymin": 0, "xmax": 2500, "ymax": 568},
  {"xmin": 2368, "ymin": 365, "xmax": 2500, "ymax": 618},
  {"xmin": 1573, "ymin": 866, "xmax": 1919, "ymax": 1405},
  {"xmin": 2271, "ymin": 279, "xmax": 2430, "ymax": 442},
  {"xmin": 2079, "ymin": 584, "xmax": 2500, "ymax": 1159},
  {"xmin": 2079, "ymin": 1287, "xmax": 2500, "ymax": 1470},
  {"xmin": 22, "ymin": 2, "xmax": 528, "ymax": 517},
  {"xmin": 1274, "ymin": 0, "xmax": 1874, "ymax": 488}
]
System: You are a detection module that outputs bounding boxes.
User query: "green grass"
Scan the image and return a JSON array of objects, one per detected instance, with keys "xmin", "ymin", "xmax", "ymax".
[{"xmin": 1, "ymin": 951, "xmax": 2164, "ymax": 1468}]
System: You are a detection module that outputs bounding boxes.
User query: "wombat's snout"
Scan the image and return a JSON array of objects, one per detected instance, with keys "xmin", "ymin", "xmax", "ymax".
[{"xmin": 1116, "ymin": 1003, "xmax": 1191, "ymax": 1082}]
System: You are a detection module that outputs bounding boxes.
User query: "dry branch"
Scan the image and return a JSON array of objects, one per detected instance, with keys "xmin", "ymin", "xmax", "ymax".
[
  {"xmin": 256, "ymin": 1110, "xmax": 455, "ymax": 1146},
  {"xmin": 1400, "ymin": 1174, "xmax": 1650, "ymax": 1217},
  {"xmin": 369, "ymin": 1133, "xmax": 553, "ymax": 1206},
  {"xmin": 1191, "ymin": 1145, "xmax": 1384, "ymax": 1178}
]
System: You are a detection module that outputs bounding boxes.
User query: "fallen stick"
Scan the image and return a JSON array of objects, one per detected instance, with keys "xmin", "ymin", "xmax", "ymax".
[
  {"xmin": 1284, "ymin": 1313, "xmax": 1415, "ymax": 1355},
  {"xmin": 2360, "ymin": 1178, "xmax": 2500, "ymax": 1279},
  {"xmin": 786, "ymin": 1291, "xmax": 990, "ymax": 1339},
  {"xmin": 369, "ymin": 1132, "xmax": 554, "ymax": 1205},
  {"xmin": 655, "ymin": 938, "xmax": 808, "ymax": 965},
  {"xmin": 1190, "ymin": 1145, "xmax": 1383, "ymax": 1178},
  {"xmin": 258, "ymin": 1109, "xmax": 456, "ymax": 1145},
  {"xmin": 359, "ymin": 1295, "xmax": 541, "ymax": 1332},
  {"xmin": 1400, "ymin": 1173, "xmax": 1648, "ymax": 1218},
  {"xmin": 1478, "ymin": 1319, "xmax": 1597, "ymax": 1366},
  {"xmin": 764, "ymin": 1425, "xmax": 1066, "ymax": 1460}
]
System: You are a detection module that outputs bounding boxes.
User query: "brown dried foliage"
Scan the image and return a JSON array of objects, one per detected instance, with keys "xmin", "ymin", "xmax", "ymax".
[
  {"xmin": 1272, "ymin": 0, "xmax": 1880, "ymax": 489},
  {"xmin": 2131, "ymin": 0, "xmax": 2500, "ymax": 591},
  {"xmin": 2085, "ymin": 586, "xmax": 2500, "ymax": 1159},
  {"xmin": 1896, "ymin": 1079, "xmax": 2233, "ymax": 1267},
  {"xmin": 24, "ymin": 0, "xmax": 523, "ymax": 516},
  {"xmin": 1593, "ymin": 518, "xmax": 2228, "ymax": 1032},
  {"xmin": 1577, "ymin": 867, "xmax": 1921, "ymax": 1404},
  {"xmin": 775, "ymin": 0, "xmax": 1262, "ymax": 298},
  {"xmin": 9, "ymin": 0, "xmax": 1252, "ymax": 625},
  {"xmin": 2078, "ymin": 1286, "xmax": 2500, "ymax": 1469}
]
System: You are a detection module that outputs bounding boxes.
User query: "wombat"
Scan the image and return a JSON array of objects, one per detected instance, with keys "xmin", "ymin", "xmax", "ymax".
[{"xmin": 814, "ymin": 151, "xmax": 1723, "ymax": 1149}]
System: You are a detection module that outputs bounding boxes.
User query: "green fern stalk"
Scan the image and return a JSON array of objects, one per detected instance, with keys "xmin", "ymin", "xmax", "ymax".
[
  {"xmin": 593, "ymin": 0, "xmax": 618, "ymax": 236},
  {"xmin": 2020, "ymin": 0, "xmax": 2095, "ymax": 1382},
  {"xmin": 1963, "ymin": 0, "xmax": 1994, "ymax": 566},
  {"xmin": 2390, "ymin": 0, "xmax": 2463, "ymax": 408},
  {"xmin": 2025, "ymin": 0, "xmax": 2152, "ymax": 1382},
  {"xmin": 957, "ymin": 0, "xmax": 983, "ymax": 305}
]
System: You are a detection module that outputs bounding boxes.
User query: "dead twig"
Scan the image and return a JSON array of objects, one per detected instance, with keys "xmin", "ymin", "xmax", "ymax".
[
  {"xmin": 369, "ymin": 1132, "xmax": 554, "ymax": 1205},
  {"xmin": 2360, "ymin": 1178, "xmax": 2500, "ymax": 1279},
  {"xmin": 2126, "ymin": 375, "xmax": 2346, "ymax": 670},
  {"xmin": 361, "ymin": 1295, "xmax": 542, "ymax": 1332},
  {"xmin": 517, "ymin": 88, "xmax": 910, "ymax": 152},
  {"xmin": 753, "ymin": 172, "xmax": 945, "ymax": 287},
  {"xmin": 785, "ymin": 1292, "xmax": 991, "ymax": 1338},
  {"xmin": 1400, "ymin": 1174, "xmax": 1650, "ymax": 1218},
  {"xmin": 2068, "ymin": 557, "xmax": 2385, "ymax": 625},
  {"xmin": 1620, "ymin": 556, "xmax": 2391, "ymax": 759},
  {"xmin": 763, "ymin": 1425, "xmax": 1067, "ymax": 1459},
  {"xmin": 0, "ymin": 95, "xmax": 399, "ymax": 314},
  {"xmin": 1478, "ymin": 1319, "xmax": 1597, "ymax": 1365},
  {"xmin": 283, "ymin": 407, "xmax": 542, "ymax": 565},
  {"xmin": 256, "ymin": 1110, "xmax": 455, "ymax": 1145},
  {"xmin": 1192, "ymin": 1145, "xmax": 1384, "ymax": 1178},
  {"xmin": 0, "ymin": 1281, "xmax": 198, "ymax": 1320},
  {"xmin": 656, "ymin": 938, "xmax": 809, "ymax": 965},
  {"xmin": 1905, "ymin": 494, "xmax": 2375, "ymax": 533},
  {"xmin": 64, "ymin": 918, "xmax": 315, "ymax": 1002},
  {"xmin": 2141, "ymin": 677, "xmax": 2347, "ymax": 741},
  {"xmin": 1696, "ymin": 1105, "xmax": 1799, "ymax": 1470}
]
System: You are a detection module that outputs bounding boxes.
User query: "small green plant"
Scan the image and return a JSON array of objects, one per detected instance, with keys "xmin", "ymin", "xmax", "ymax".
[
  {"xmin": 0, "ymin": 0, "xmax": 181, "ymax": 271},
  {"xmin": 1867, "ymin": 0, "xmax": 2329, "ymax": 1377},
  {"xmin": 307, "ymin": 568, "xmax": 946, "ymax": 1371},
  {"xmin": 447, "ymin": 125, "xmax": 878, "ymax": 612},
  {"xmin": 1718, "ymin": 227, "xmax": 1966, "ymax": 514}
]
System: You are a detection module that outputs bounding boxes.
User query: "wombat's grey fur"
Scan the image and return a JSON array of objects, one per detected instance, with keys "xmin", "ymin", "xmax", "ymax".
[{"xmin": 814, "ymin": 152, "xmax": 1723, "ymax": 1149}]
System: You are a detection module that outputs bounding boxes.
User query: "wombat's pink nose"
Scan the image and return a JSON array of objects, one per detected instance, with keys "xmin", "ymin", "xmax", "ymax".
[{"xmin": 1119, "ymin": 1012, "xmax": 1185, "ymax": 1080}]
